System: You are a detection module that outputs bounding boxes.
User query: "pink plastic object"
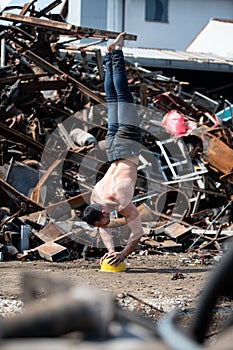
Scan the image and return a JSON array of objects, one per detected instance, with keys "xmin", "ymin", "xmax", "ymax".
[{"xmin": 162, "ymin": 110, "xmax": 189, "ymax": 137}]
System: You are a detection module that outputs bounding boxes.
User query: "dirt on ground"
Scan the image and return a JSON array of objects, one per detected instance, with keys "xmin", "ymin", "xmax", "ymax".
[
  {"xmin": 0, "ymin": 251, "xmax": 217, "ymax": 314},
  {"xmin": 1, "ymin": 250, "xmax": 233, "ymax": 345}
]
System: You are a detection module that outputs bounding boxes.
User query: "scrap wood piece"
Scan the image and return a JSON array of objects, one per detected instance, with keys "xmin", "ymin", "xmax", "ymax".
[
  {"xmin": 140, "ymin": 237, "xmax": 160, "ymax": 248},
  {"xmin": 0, "ymin": 12, "xmax": 137, "ymax": 41}
]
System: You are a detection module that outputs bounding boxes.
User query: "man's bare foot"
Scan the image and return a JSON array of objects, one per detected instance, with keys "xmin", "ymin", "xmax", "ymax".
[{"xmin": 107, "ymin": 32, "xmax": 126, "ymax": 52}]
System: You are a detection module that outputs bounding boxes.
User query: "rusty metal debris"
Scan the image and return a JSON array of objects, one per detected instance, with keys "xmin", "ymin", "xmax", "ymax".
[{"xmin": 0, "ymin": 1, "xmax": 232, "ymax": 262}]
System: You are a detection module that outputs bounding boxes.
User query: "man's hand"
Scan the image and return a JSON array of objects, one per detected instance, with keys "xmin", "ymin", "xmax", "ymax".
[{"xmin": 100, "ymin": 251, "xmax": 126, "ymax": 266}]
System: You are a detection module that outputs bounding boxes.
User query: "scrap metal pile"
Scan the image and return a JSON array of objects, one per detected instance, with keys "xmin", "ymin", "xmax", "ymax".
[{"xmin": 0, "ymin": 0, "xmax": 232, "ymax": 262}]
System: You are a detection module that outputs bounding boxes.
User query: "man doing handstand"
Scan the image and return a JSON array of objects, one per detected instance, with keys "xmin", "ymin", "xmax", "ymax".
[{"xmin": 82, "ymin": 32, "xmax": 143, "ymax": 266}]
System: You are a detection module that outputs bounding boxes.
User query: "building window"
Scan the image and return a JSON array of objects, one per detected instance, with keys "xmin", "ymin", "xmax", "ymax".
[{"xmin": 145, "ymin": 0, "xmax": 168, "ymax": 22}]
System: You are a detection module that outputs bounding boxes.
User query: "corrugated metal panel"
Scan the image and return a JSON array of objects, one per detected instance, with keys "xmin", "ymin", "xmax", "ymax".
[{"xmin": 96, "ymin": 45, "xmax": 233, "ymax": 72}]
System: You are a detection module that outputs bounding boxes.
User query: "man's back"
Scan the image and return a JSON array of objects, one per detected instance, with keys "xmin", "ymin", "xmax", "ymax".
[{"xmin": 91, "ymin": 156, "xmax": 138, "ymax": 212}]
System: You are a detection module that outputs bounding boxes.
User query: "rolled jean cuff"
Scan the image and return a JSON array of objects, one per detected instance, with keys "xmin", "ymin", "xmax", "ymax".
[
  {"xmin": 106, "ymin": 134, "xmax": 142, "ymax": 162},
  {"xmin": 115, "ymin": 125, "xmax": 142, "ymax": 142}
]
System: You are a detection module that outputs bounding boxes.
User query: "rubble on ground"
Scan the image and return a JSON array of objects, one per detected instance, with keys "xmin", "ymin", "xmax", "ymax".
[{"xmin": 0, "ymin": 1, "xmax": 232, "ymax": 263}]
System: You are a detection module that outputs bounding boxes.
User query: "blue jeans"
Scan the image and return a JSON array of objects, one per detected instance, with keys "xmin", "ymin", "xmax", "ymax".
[{"xmin": 104, "ymin": 50, "xmax": 141, "ymax": 162}]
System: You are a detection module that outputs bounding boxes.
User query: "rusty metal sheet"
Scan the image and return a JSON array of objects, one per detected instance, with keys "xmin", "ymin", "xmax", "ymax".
[
  {"xmin": 203, "ymin": 133, "xmax": 233, "ymax": 175},
  {"xmin": 164, "ymin": 222, "xmax": 193, "ymax": 242},
  {"xmin": 36, "ymin": 241, "xmax": 70, "ymax": 262},
  {"xmin": 33, "ymin": 221, "xmax": 65, "ymax": 243},
  {"xmin": 3, "ymin": 160, "xmax": 39, "ymax": 197}
]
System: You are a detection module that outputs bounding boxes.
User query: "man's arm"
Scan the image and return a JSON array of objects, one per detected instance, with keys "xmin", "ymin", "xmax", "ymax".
[
  {"xmin": 106, "ymin": 203, "xmax": 144, "ymax": 265},
  {"xmin": 99, "ymin": 227, "xmax": 115, "ymax": 254}
]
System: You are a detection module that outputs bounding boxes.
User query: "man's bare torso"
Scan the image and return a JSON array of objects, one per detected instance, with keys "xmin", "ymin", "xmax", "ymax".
[{"xmin": 91, "ymin": 156, "xmax": 138, "ymax": 213}]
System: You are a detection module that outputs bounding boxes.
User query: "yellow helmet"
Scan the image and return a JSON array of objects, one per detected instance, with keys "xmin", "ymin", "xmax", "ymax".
[{"xmin": 100, "ymin": 258, "xmax": 126, "ymax": 272}]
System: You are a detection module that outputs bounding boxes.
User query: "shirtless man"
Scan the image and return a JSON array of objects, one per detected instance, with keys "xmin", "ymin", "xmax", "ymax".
[{"xmin": 82, "ymin": 32, "xmax": 143, "ymax": 266}]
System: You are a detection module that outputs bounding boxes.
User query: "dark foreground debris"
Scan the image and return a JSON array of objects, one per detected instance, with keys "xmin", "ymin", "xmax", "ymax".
[
  {"xmin": 0, "ymin": 1, "xmax": 232, "ymax": 262},
  {"xmin": 2, "ymin": 243, "xmax": 233, "ymax": 350}
]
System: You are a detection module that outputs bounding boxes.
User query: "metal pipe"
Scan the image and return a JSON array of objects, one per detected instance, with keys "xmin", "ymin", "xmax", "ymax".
[{"xmin": 1, "ymin": 37, "xmax": 6, "ymax": 67}]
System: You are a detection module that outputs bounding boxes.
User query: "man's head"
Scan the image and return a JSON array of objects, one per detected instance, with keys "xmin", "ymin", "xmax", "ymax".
[{"xmin": 82, "ymin": 204, "xmax": 110, "ymax": 228}]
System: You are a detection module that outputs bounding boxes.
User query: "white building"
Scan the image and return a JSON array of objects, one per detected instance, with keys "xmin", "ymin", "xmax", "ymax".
[{"xmin": 67, "ymin": 0, "xmax": 233, "ymax": 50}]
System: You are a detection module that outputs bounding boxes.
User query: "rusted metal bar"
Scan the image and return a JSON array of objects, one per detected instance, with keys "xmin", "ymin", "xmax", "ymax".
[
  {"xmin": 25, "ymin": 50, "xmax": 106, "ymax": 104},
  {"xmin": 35, "ymin": 0, "xmax": 62, "ymax": 18},
  {"xmin": 30, "ymin": 159, "xmax": 62, "ymax": 204},
  {"xmin": 8, "ymin": 24, "xmax": 36, "ymax": 42},
  {"xmin": 0, "ymin": 121, "xmax": 45, "ymax": 152},
  {"xmin": 126, "ymin": 292, "xmax": 164, "ymax": 314},
  {"xmin": 20, "ymin": 79, "xmax": 68, "ymax": 92},
  {"xmin": 0, "ymin": 13, "xmax": 137, "ymax": 41},
  {"xmin": 5, "ymin": 44, "xmax": 33, "ymax": 70},
  {"xmin": 95, "ymin": 49, "xmax": 105, "ymax": 81},
  {"xmin": 0, "ymin": 178, "xmax": 44, "ymax": 214},
  {"xmin": 0, "ymin": 72, "xmax": 48, "ymax": 85},
  {"xmin": 19, "ymin": 1, "xmax": 36, "ymax": 16}
]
